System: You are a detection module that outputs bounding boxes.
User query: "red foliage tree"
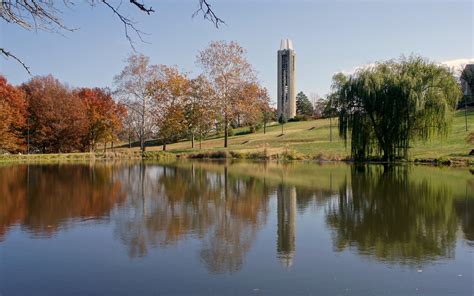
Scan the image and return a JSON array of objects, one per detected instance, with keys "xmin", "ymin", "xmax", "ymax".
[
  {"xmin": 0, "ymin": 75, "xmax": 27, "ymax": 153},
  {"xmin": 76, "ymin": 88, "xmax": 126, "ymax": 151},
  {"xmin": 22, "ymin": 75, "xmax": 88, "ymax": 153}
]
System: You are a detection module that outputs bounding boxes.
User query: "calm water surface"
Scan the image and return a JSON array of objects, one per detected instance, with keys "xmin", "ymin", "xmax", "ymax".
[{"xmin": 0, "ymin": 161, "xmax": 473, "ymax": 295}]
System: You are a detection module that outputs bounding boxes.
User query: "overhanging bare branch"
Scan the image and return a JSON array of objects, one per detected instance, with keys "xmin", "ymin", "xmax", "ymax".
[
  {"xmin": 0, "ymin": 47, "xmax": 31, "ymax": 74},
  {"xmin": 193, "ymin": 0, "xmax": 224, "ymax": 28}
]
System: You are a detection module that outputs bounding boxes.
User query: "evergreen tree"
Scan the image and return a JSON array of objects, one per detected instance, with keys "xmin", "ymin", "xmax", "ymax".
[{"xmin": 296, "ymin": 91, "xmax": 314, "ymax": 116}]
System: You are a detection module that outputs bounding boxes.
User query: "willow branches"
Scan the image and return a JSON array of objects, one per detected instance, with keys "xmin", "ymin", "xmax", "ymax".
[{"xmin": 331, "ymin": 56, "xmax": 462, "ymax": 161}]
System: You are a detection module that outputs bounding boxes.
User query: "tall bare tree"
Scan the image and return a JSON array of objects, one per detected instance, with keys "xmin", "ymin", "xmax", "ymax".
[
  {"xmin": 114, "ymin": 54, "xmax": 158, "ymax": 153},
  {"xmin": 197, "ymin": 41, "xmax": 256, "ymax": 148},
  {"xmin": 310, "ymin": 93, "xmax": 323, "ymax": 118}
]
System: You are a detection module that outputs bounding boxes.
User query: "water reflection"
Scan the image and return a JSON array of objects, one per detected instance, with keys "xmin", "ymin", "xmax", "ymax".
[
  {"xmin": 0, "ymin": 164, "xmax": 126, "ymax": 240},
  {"xmin": 326, "ymin": 165, "xmax": 458, "ymax": 264},
  {"xmin": 277, "ymin": 184, "xmax": 296, "ymax": 268},
  {"xmin": 454, "ymin": 199, "xmax": 474, "ymax": 245},
  {"xmin": 0, "ymin": 161, "xmax": 472, "ymax": 273},
  {"xmin": 113, "ymin": 163, "xmax": 271, "ymax": 273}
]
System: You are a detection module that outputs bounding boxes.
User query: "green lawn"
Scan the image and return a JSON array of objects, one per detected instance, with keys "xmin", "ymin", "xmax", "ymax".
[{"xmin": 153, "ymin": 109, "xmax": 473, "ymax": 162}]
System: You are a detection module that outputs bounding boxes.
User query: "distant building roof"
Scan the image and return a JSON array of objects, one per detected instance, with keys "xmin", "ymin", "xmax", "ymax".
[
  {"xmin": 280, "ymin": 39, "xmax": 294, "ymax": 51},
  {"xmin": 464, "ymin": 64, "xmax": 474, "ymax": 72}
]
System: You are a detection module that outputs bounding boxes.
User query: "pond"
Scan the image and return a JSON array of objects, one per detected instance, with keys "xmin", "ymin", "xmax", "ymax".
[{"xmin": 0, "ymin": 161, "xmax": 473, "ymax": 295}]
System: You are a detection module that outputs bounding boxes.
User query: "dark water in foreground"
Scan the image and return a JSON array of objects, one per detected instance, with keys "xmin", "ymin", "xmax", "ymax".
[{"xmin": 0, "ymin": 161, "xmax": 473, "ymax": 295}]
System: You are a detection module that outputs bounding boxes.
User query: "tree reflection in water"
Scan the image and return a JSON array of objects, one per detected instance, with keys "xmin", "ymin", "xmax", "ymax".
[
  {"xmin": 454, "ymin": 198, "xmax": 474, "ymax": 246},
  {"xmin": 0, "ymin": 164, "xmax": 126, "ymax": 241},
  {"xmin": 325, "ymin": 165, "xmax": 459, "ymax": 265},
  {"xmin": 113, "ymin": 163, "xmax": 271, "ymax": 273}
]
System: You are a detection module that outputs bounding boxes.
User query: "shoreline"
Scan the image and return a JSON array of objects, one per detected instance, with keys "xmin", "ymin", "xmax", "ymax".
[{"xmin": 1, "ymin": 150, "xmax": 472, "ymax": 167}]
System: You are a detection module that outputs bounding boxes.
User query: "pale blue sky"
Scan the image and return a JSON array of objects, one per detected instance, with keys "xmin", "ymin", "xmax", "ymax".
[{"xmin": 1, "ymin": 0, "xmax": 472, "ymax": 105}]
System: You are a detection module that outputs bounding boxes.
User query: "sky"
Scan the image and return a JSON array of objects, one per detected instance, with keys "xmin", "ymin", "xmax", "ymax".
[{"xmin": 1, "ymin": 0, "xmax": 473, "ymax": 106}]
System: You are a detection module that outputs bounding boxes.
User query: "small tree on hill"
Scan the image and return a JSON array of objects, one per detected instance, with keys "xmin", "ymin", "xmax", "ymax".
[{"xmin": 278, "ymin": 113, "xmax": 287, "ymax": 135}]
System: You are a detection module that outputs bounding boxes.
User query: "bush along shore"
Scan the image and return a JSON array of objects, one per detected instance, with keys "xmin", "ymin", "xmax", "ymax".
[
  {"xmin": 182, "ymin": 150, "xmax": 473, "ymax": 166},
  {"xmin": 0, "ymin": 151, "xmax": 174, "ymax": 163},
  {"xmin": 1, "ymin": 148, "xmax": 473, "ymax": 167}
]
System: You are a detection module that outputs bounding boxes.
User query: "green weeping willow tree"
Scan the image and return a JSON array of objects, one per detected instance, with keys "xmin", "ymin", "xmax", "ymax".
[{"xmin": 331, "ymin": 56, "xmax": 462, "ymax": 161}]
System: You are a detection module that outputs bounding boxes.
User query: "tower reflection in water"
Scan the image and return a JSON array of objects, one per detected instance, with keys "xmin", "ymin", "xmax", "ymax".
[{"xmin": 277, "ymin": 184, "xmax": 297, "ymax": 268}]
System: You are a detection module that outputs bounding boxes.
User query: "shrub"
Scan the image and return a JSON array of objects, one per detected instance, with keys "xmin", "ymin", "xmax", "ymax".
[{"xmin": 288, "ymin": 115, "xmax": 310, "ymax": 122}]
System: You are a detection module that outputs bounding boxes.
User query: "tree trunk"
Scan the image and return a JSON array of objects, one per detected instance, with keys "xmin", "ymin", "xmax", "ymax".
[
  {"xmin": 163, "ymin": 142, "xmax": 167, "ymax": 151},
  {"xmin": 382, "ymin": 144, "xmax": 391, "ymax": 162},
  {"xmin": 191, "ymin": 132, "xmax": 195, "ymax": 149},
  {"xmin": 329, "ymin": 116, "xmax": 332, "ymax": 142},
  {"xmin": 465, "ymin": 97, "xmax": 468, "ymax": 131},
  {"xmin": 104, "ymin": 142, "xmax": 107, "ymax": 153},
  {"xmin": 264, "ymin": 121, "xmax": 266, "ymax": 134},
  {"xmin": 281, "ymin": 123, "xmax": 283, "ymax": 135},
  {"xmin": 140, "ymin": 135, "xmax": 146, "ymax": 153},
  {"xmin": 129, "ymin": 134, "xmax": 131, "ymax": 149},
  {"xmin": 224, "ymin": 115, "xmax": 228, "ymax": 148}
]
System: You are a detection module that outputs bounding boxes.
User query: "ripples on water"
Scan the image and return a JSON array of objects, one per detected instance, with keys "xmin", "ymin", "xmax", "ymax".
[{"xmin": 0, "ymin": 161, "xmax": 472, "ymax": 295}]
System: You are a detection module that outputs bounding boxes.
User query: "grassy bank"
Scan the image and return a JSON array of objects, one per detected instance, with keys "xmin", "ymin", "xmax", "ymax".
[
  {"xmin": 2, "ymin": 109, "xmax": 473, "ymax": 166},
  {"xmin": 152, "ymin": 109, "xmax": 474, "ymax": 166},
  {"xmin": 0, "ymin": 151, "xmax": 177, "ymax": 163}
]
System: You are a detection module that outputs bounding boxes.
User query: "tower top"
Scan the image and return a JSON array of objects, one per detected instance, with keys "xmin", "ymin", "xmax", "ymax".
[{"xmin": 280, "ymin": 39, "xmax": 294, "ymax": 50}]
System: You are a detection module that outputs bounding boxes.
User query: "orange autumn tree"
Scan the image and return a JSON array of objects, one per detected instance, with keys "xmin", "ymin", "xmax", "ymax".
[
  {"xmin": 77, "ymin": 88, "xmax": 126, "ymax": 152},
  {"xmin": 184, "ymin": 75, "xmax": 218, "ymax": 149},
  {"xmin": 22, "ymin": 75, "xmax": 88, "ymax": 153},
  {"xmin": 149, "ymin": 65, "xmax": 190, "ymax": 151},
  {"xmin": 0, "ymin": 75, "xmax": 27, "ymax": 153},
  {"xmin": 233, "ymin": 82, "xmax": 271, "ymax": 132}
]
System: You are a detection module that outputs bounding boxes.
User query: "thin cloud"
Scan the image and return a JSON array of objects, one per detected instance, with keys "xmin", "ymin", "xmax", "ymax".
[
  {"xmin": 440, "ymin": 58, "xmax": 474, "ymax": 75},
  {"xmin": 338, "ymin": 58, "xmax": 474, "ymax": 76}
]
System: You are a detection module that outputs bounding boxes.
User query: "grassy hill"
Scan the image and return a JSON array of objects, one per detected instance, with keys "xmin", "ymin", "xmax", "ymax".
[{"xmin": 145, "ymin": 108, "xmax": 474, "ymax": 163}]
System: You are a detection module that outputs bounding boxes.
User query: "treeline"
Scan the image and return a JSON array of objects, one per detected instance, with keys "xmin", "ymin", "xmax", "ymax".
[
  {"xmin": 115, "ymin": 40, "xmax": 273, "ymax": 151},
  {"xmin": 295, "ymin": 91, "xmax": 335, "ymax": 120},
  {"xmin": 0, "ymin": 41, "xmax": 274, "ymax": 154},
  {"xmin": 0, "ymin": 75, "xmax": 125, "ymax": 153}
]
